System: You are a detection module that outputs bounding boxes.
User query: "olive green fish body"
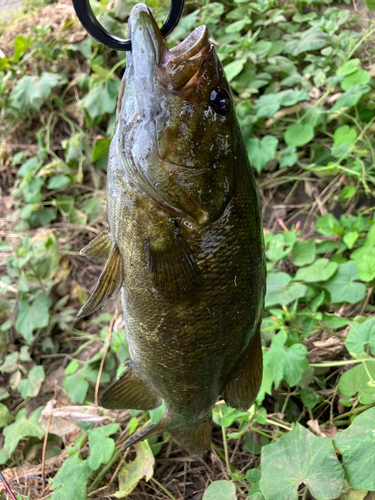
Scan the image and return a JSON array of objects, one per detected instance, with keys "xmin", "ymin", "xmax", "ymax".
[{"xmin": 79, "ymin": 4, "xmax": 266, "ymax": 454}]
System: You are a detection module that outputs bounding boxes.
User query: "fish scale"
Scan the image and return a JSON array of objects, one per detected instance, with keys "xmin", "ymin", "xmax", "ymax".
[{"xmin": 78, "ymin": 3, "xmax": 266, "ymax": 455}]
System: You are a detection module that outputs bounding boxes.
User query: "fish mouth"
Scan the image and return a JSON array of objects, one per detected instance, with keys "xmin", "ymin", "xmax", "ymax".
[{"xmin": 128, "ymin": 4, "xmax": 209, "ymax": 90}]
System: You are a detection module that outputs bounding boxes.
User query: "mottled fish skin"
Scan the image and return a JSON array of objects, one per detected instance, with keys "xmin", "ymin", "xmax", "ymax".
[{"xmin": 83, "ymin": 4, "xmax": 266, "ymax": 454}]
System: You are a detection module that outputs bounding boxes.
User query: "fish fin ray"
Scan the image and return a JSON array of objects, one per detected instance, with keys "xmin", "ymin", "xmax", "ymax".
[
  {"xmin": 100, "ymin": 364, "xmax": 161, "ymax": 410},
  {"xmin": 171, "ymin": 420, "xmax": 211, "ymax": 456},
  {"xmin": 77, "ymin": 243, "xmax": 123, "ymax": 318},
  {"xmin": 80, "ymin": 231, "xmax": 113, "ymax": 260},
  {"xmin": 123, "ymin": 420, "xmax": 165, "ymax": 450},
  {"xmin": 223, "ymin": 326, "xmax": 263, "ymax": 411},
  {"xmin": 147, "ymin": 226, "xmax": 202, "ymax": 299}
]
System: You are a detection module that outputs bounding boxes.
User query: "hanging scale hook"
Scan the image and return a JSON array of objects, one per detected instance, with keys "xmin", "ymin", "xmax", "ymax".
[{"xmin": 71, "ymin": 0, "xmax": 185, "ymax": 51}]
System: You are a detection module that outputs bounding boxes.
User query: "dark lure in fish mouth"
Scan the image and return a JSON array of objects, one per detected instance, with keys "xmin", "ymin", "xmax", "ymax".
[{"xmin": 128, "ymin": 4, "xmax": 209, "ymax": 90}]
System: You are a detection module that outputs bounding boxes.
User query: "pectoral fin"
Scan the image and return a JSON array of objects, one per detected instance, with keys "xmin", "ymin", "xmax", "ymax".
[
  {"xmin": 223, "ymin": 326, "xmax": 263, "ymax": 411},
  {"xmin": 77, "ymin": 244, "xmax": 123, "ymax": 319},
  {"xmin": 147, "ymin": 226, "xmax": 201, "ymax": 299},
  {"xmin": 80, "ymin": 231, "xmax": 112, "ymax": 260},
  {"xmin": 100, "ymin": 363, "xmax": 161, "ymax": 410}
]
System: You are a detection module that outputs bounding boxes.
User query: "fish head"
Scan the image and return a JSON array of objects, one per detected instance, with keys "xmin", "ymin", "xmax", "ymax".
[{"xmin": 116, "ymin": 4, "xmax": 239, "ymax": 225}]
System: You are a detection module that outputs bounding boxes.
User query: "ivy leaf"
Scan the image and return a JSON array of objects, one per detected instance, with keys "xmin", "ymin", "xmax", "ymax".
[
  {"xmin": 333, "ymin": 407, "xmax": 375, "ymax": 490},
  {"xmin": 63, "ymin": 371, "xmax": 89, "ymax": 404},
  {"xmin": 0, "ymin": 403, "xmax": 14, "ymax": 428},
  {"xmin": 50, "ymin": 453, "xmax": 92, "ymax": 500},
  {"xmin": 15, "ymin": 292, "xmax": 52, "ymax": 344},
  {"xmin": 341, "ymin": 68, "xmax": 371, "ymax": 91},
  {"xmin": 284, "ymin": 28, "xmax": 329, "ymax": 56},
  {"xmin": 343, "ymin": 231, "xmax": 359, "ymax": 250},
  {"xmin": 254, "ymin": 90, "xmax": 309, "ymax": 118},
  {"xmin": 9, "ymin": 72, "xmax": 66, "ymax": 112},
  {"xmin": 356, "ymin": 255, "xmax": 375, "ymax": 282},
  {"xmin": 265, "ymin": 329, "xmax": 308, "ymax": 388},
  {"xmin": 345, "ymin": 318, "xmax": 375, "ymax": 355},
  {"xmin": 323, "ymin": 262, "xmax": 367, "ymax": 304},
  {"xmin": 114, "ymin": 441, "xmax": 155, "ymax": 498},
  {"xmin": 293, "ymin": 240, "xmax": 316, "ymax": 267},
  {"xmin": 265, "ymin": 272, "xmax": 306, "ymax": 308},
  {"xmin": 295, "ymin": 258, "xmax": 338, "ymax": 283},
  {"xmin": 18, "ymin": 365, "xmax": 45, "ymax": 399},
  {"xmin": 279, "ymin": 146, "xmax": 297, "ymax": 168},
  {"xmin": 81, "ymin": 80, "xmax": 120, "ymax": 119},
  {"xmin": 284, "ymin": 123, "xmax": 314, "ymax": 147},
  {"xmin": 87, "ymin": 423, "xmax": 119, "ymax": 471},
  {"xmin": 3, "ymin": 407, "xmax": 45, "ymax": 455},
  {"xmin": 333, "ymin": 125, "xmax": 357, "ymax": 147},
  {"xmin": 338, "ymin": 363, "xmax": 375, "ymax": 405},
  {"xmin": 224, "ymin": 59, "xmax": 246, "ymax": 82},
  {"xmin": 331, "ymin": 85, "xmax": 370, "ymax": 111},
  {"xmin": 203, "ymin": 481, "xmax": 237, "ymax": 500},
  {"xmin": 246, "ymin": 469, "xmax": 262, "ymax": 495},
  {"xmin": 246, "ymin": 136, "xmax": 279, "ymax": 173},
  {"xmin": 259, "ymin": 424, "xmax": 344, "ymax": 500}
]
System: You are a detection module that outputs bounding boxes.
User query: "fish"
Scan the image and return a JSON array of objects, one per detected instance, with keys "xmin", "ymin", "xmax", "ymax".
[{"xmin": 77, "ymin": 3, "xmax": 266, "ymax": 455}]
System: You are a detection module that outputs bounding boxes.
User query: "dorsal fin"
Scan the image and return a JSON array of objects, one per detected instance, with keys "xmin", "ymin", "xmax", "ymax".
[
  {"xmin": 80, "ymin": 231, "xmax": 112, "ymax": 260},
  {"xmin": 77, "ymin": 244, "xmax": 123, "ymax": 319},
  {"xmin": 146, "ymin": 226, "xmax": 202, "ymax": 299}
]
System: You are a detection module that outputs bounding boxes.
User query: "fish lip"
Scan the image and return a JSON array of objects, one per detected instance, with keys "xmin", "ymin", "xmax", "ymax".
[
  {"xmin": 128, "ymin": 3, "xmax": 163, "ymax": 65},
  {"xmin": 168, "ymin": 25, "xmax": 209, "ymax": 62}
]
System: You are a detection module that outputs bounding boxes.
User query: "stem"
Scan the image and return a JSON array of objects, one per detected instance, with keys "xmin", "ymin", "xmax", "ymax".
[
  {"xmin": 150, "ymin": 477, "xmax": 177, "ymax": 500},
  {"xmin": 310, "ymin": 358, "xmax": 375, "ymax": 368},
  {"xmin": 219, "ymin": 407, "xmax": 231, "ymax": 470},
  {"xmin": 347, "ymin": 26, "xmax": 375, "ymax": 60},
  {"xmin": 88, "ymin": 449, "xmax": 123, "ymax": 492}
]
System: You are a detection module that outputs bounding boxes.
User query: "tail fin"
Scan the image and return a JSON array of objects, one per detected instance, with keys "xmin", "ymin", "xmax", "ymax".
[
  {"xmin": 123, "ymin": 418, "xmax": 212, "ymax": 456},
  {"xmin": 170, "ymin": 419, "xmax": 212, "ymax": 456}
]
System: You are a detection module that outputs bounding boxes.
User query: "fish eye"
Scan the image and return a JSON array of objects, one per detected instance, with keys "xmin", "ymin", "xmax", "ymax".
[{"xmin": 209, "ymin": 87, "xmax": 231, "ymax": 116}]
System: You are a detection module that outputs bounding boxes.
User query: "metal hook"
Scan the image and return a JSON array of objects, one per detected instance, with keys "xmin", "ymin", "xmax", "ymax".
[{"xmin": 71, "ymin": 0, "xmax": 185, "ymax": 51}]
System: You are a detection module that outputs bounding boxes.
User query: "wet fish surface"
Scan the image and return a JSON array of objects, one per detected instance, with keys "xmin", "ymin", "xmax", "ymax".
[{"xmin": 78, "ymin": 3, "xmax": 266, "ymax": 455}]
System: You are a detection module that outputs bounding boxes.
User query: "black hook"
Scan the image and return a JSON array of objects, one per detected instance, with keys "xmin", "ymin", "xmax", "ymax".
[{"xmin": 71, "ymin": 0, "xmax": 185, "ymax": 51}]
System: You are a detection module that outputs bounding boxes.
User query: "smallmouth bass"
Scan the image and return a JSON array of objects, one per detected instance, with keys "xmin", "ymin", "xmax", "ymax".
[{"xmin": 78, "ymin": 4, "xmax": 266, "ymax": 455}]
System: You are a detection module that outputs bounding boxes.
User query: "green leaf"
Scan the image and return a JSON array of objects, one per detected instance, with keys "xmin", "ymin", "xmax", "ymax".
[
  {"xmin": 203, "ymin": 480, "xmax": 237, "ymax": 500},
  {"xmin": 336, "ymin": 59, "xmax": 360, "ymax": 77},
  {"xmin": 331, "ymin": 85, "xmax": 371, "ymax": 111},
  {"xmin": 259, "ymin": 424, "xmax": 344, "ymax": 500},
  {"xmin": 50, "ymin": 453, "xmax": 92, "ymax": 500},
  {"xmin": 343, "ymin": 231, "xmax": 359, "ymax": 250},
  {"xmin": 357, "ymin": 255, "xmax": 375, "ymax": 282},
  {"xmin": 284, "ymin": 123, "xmax": 314, "ymax": 147},
  {"xmin": 15, "ymin": 292, "xmax": 52, "ymax": 344},
  {"xmin": 346, "ymin": 318, "xmax": 375, "ymax": 355},
  {"xmin": 47, "ymin": 174, "xmax": 71, "ymax": 190},
  {"xmin": 265, "ymin": 272, "xmax": 306, "ymax": 308},
  {"xmin": 114, "ymin": 441, "xmax": 155, "ymax": 498},
  {"xmin": 333, "ymin": 407, "xmax": 375, "ymax": 490},
  {"xmin": 92, "ymin": 138, "xmax": 111, "ymax": 166},
  {"xmin": 341, "ymin": 68, "xmax": 371, "ymax": 91},
  {"xmin": 323, "ymin": 262, "xmax": 367, "ymax": 304},
  {"xmin": 322, "ymin": 313, "xmax": 350, "ymax": 329},
  {"xmin": 0, "ymin": 389, "xmax": 10, "ymax": 401},
  {"xmin": 315, "ymin": 214, "xmax": 341, "ymax": 236},
  {"xmin": 265, "ymin": 329, "xmax": 308, "ymax": 388},
  {"xmin": 295, "ymin": 258, "xmax": 338, "ymax": 283},
  {"xmin": 0, "ymin": 403, "xmax": 14, "ymax": 428},
  {"xmin": 333, "ymin": 125, "xmax": 357, "ymax": 147},
  {"xmin": 279, "ymin": 146, "xmax": 298, "ymax": 168},
  {"xmin": 299, "ymin": 388, "xmax": 322, "ymax": 409},
  {"xmin": 364, "ymin": 224, "xmax": 375, "ymax": 247},
  {"xmin": 338, "ymin": 363, "xmax": 375, "ymax": 405},
  {"xmin": 18, "ymin": 365, "xmax": 45, "ymax": 399},
  {"xmin": 9, "ymin": 72, "xmax": 66, "ymax": 112},
  {"xmin": 87, "ymin": 423, "xmax": 119, "ymax": 471},
  {"xmin": 367, "ymin": 0, "xmax": 375, "ymax": 11},
  {"xmin": 293, "ymin": 240, "xmax": 316, "ymax": 267},
  {"xmin": 63, "ymin": 371, "xmax": 89, "ymax": 404},
  {"xmin": 3, "ymin": 407, "xmax": 45, "ymax": 455},
  {"xmin": 224, "ymin": 59, "xmax": 246, "ymax": 82},
  {"xmin": 246, "ymin": 136, "xmax": 278, "ymax": 174},
  {"xmin": 81, "ymin": 80, "xmax": 120, "ymax": 119},
  {"xmin": 246, "ymin": 468, "xmax": 262, "ymax": 494},
  {"xmin": 254, "ymin": 90, "xmax": 309, "ymax": 118},
  {"xmin": 284, "ymin": 27, "xmax": 329, "ymax": 56}
]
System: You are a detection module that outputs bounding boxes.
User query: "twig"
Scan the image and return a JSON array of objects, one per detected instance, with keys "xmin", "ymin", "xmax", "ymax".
[
  {"xmin": 95, "ymin": 312, "xmax": 117, "ymax": 406},
  {"xmin": 150, "ymin": 477, "xmax": 177, "ymax": 500},
  {"xmin": 360, "ymin": 286, "xmax": 373, "ymax": 314},
  {"xmin": 0, "ymin": 472, "xmax": 17, "ymax": 500},
  {"xmin": 42, "ymin": 381, "xmax": 57, "ymax": 491}
]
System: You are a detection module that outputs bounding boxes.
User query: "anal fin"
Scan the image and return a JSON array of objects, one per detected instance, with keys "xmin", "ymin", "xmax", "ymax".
[
  {"xmin": 147, "ymin": 225, "xmax": 201, "ymax": 299},
  {"xmin": 171, "ymin": 420, "xmax": 211, "ymax": 456},
  {"xmin": 80, "ymin": 231, "xmax": 112, "ymax": 260},
  {"xmin": 100, "ymin": 363, "xmax": 161, "ymax": 411},
  {"xmin": 77, "ymin": 243, "xmax": 123, "ymax": 318},
  {"xmin": 223, "ymin": 326, "xmax": 263, "ymax": 411}
]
